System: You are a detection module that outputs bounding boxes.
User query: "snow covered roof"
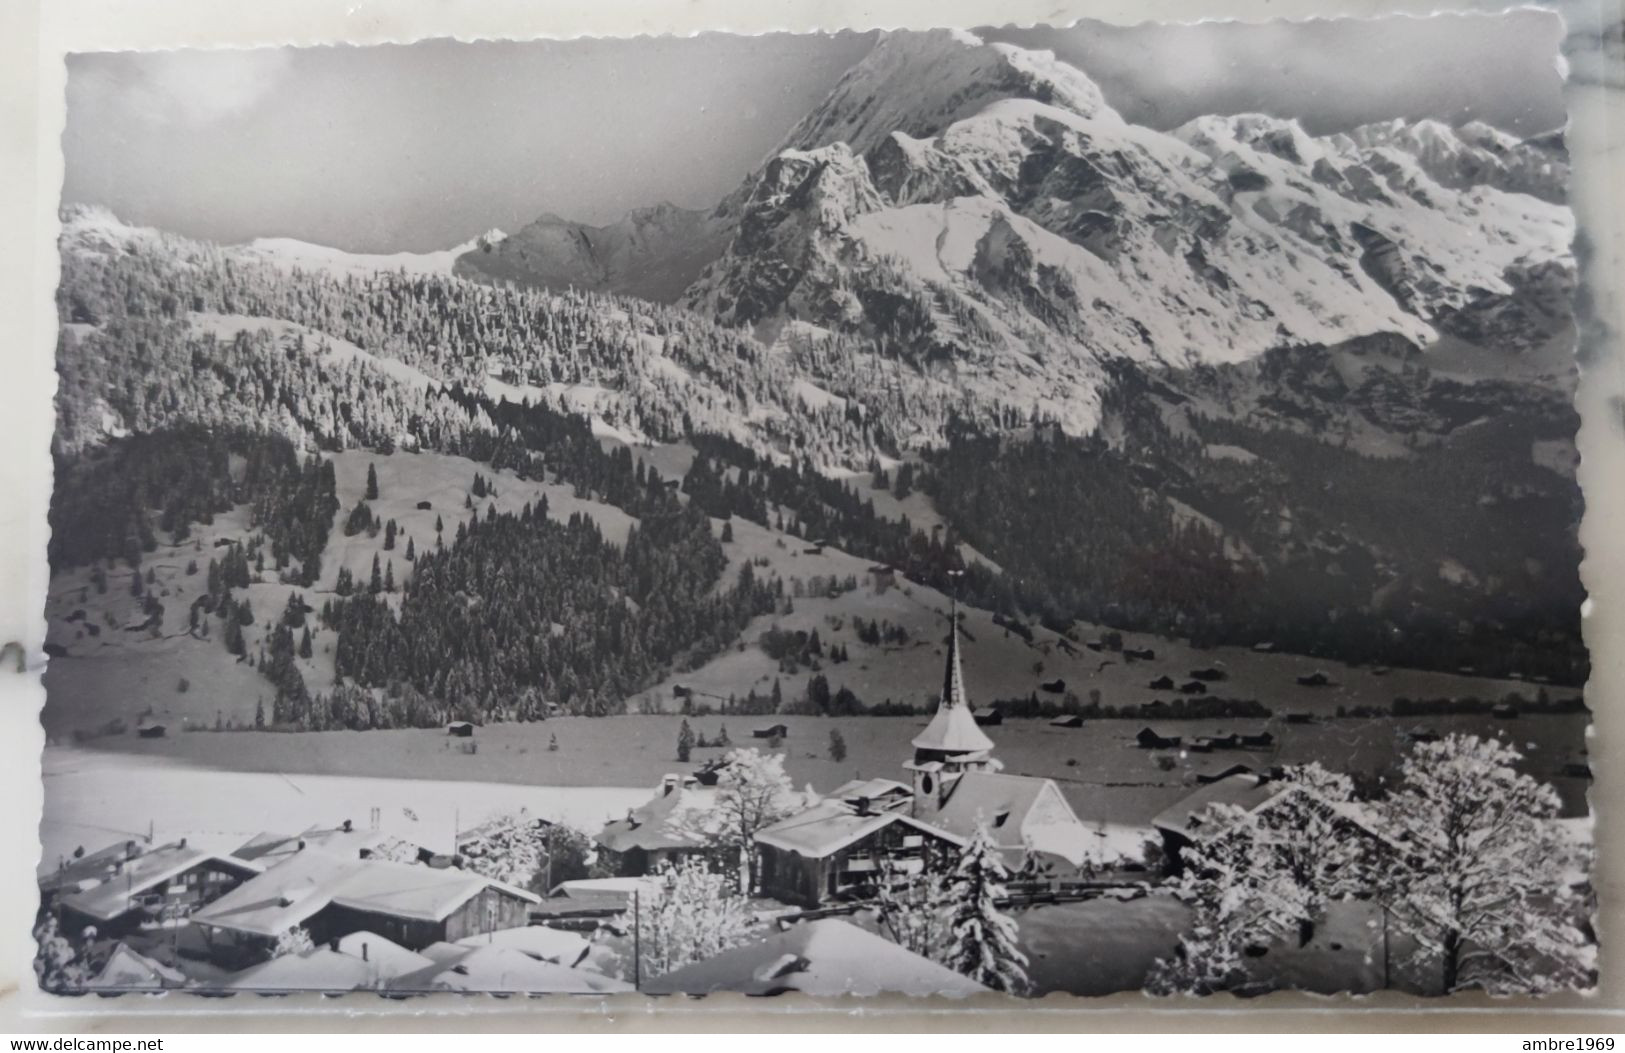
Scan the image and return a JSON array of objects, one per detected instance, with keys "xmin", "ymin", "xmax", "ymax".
[
  {"xmin": 39, "ymin": 839, "xmax": 147, "ymax": 891},
  {"xmin": 547, "ymin": 877, "xmax": 661, "ymax": 901},
  {"xmin": 642, "ymin": 918, "xmax": 988, "ymax": 997},
  {"xmin": 85, "ymin": 943, "xmax": 187, "ymax": 991},
  {"xmin": 921, "ymin": 771, "xmax": 1088, "ymax": 866},
  {"xmin": 192, "ymin": 850, "xmax": 537, "ymax": 938},
  {"xmin": 1151, "ymin": 774, "xmax": 1289, "ymax": 837},
  {"xmin": 223, "ymin": 948, "xmax": 386, "ymax": 993},
  {"xmin": 594, "ymin": 782, "xmax": 718, "ymax": 854},
  {"xmin": 911, "ymin": 605, "xmax": 995, "ymax": 756},
  {"xmin": 828, "ymin": 777, "xmax": 913, "ymax": 804},
  {"xmin": 389, "ymin": 945, "xmax": 631, "ymax": 994},
  {"xmin": 755, "ymin": 801, "xmax": 962, "ymax": 858},
  {"xmin": 190, "ymin": 849, "xmax": 353, "ymax": 936},
  {"xmin": 335, "ymin": 931, "xmax": 438, "ymax": 978},
  {"xmin": 453, "ymin": 924, "xmax": 590, "ymax": 966},
  {"xmin": 232, "ymin": 824, "xmax": 389, "ymax": 866},
  {"xmin": 58, "ymin": 841, "xmax": 261, "ymax": 922}
]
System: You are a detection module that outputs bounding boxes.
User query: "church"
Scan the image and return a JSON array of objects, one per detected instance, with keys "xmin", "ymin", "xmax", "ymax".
[
  {"xmin": 902, "ymin": 597, "xmax": 1092, "ymax": 872},
  {"xmin": 753, "ymin": 596, "xmax": 1093, "ymax": 906}
]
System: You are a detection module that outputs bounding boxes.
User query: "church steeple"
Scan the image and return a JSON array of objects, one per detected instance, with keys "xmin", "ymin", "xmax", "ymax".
[
  {"xmin": 909, "ymin": 587, "xmax": 995, "ymax": 762},
  {"xmin": 940, "ymin": 592, "xmax": 969, "ymax": 714}
]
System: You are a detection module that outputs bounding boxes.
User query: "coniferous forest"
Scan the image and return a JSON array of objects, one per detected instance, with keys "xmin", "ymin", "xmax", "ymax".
[{"xmin": 44, "ymin": 206, "xmax": 1590, "ymax": 744}]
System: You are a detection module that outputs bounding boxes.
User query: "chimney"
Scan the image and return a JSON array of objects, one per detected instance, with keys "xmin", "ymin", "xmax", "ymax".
[
  {"xmin": 361, "ymin": 942, "xmax": 369, "ymax": 962},
  {"xmin": 297, "ymin": 839, "xmax": 306, "ymax": 851},
  {"xmin": 342, "ymin": 819, "xmax": 353, "ymax": 833},
  {"xmin": 178, "ymin": 837, "xmax": 187, "ymax": 849},
  {"xmin": 330, "ymin": 938, "xmax": 340, "ymax": 953}
]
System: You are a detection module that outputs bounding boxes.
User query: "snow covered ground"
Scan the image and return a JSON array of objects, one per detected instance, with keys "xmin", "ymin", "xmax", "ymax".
[{"xmin": 38, "ymin": 748, "xmax": 648, "ymax": 876}]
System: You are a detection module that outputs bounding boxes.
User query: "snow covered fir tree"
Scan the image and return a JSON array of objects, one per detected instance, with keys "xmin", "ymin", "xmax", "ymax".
[{"xmin": 36, "ymin": 21, "xmax": 1592, "ymax": 999}]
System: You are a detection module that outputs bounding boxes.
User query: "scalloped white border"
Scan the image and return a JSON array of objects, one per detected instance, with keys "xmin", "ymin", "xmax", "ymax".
[{"xmin": 2, "ymin": 0, "xmax": 1620, "ymax": 1030}]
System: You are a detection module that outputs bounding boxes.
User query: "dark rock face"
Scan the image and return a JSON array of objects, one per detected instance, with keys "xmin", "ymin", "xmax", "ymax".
[{"xmin": 454, "ymin": 202, "xmax": 730, "ymax": 303}]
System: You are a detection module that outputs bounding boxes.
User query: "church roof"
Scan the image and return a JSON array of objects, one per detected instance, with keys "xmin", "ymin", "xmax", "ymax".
[{"xmin": 910, "ymin": 600, "xmax": 994, "ymax": 755}]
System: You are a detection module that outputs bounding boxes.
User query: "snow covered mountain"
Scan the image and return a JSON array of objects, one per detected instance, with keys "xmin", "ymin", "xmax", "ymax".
[
  {"xmin": 240, "ymin": 229, "xmax": 507, "ymax": 278},
  {"xmin": 454, "ymin": 202, "xmax": 729, "ymax": 302},
  {"xmin": 677, "ymin": 29, "xmax": 1572, "ymax": 433}
]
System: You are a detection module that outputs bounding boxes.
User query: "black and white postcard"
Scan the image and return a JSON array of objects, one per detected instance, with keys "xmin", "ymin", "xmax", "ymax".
[{"xmin": 19, "ymin": 7, "xmax": 1609, "ymax": 1008}]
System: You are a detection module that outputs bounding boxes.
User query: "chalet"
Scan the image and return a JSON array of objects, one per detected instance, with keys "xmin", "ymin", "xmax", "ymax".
[
  {"xmin": 446, "ymin": 721, "xmax": 475, "ymax": 737},
  {"xmin": 53, "ymin": 840, "xmax": 261, "ymax": 939},
  {"xmin": 1153, "ymin": 774, "xmax": 1403, "ymax": 925},
  {"xmin": 1191, "ymin": 733, "xmax": 1239, "ymax": 752},
  {"xmin": 752, "ymin": 723, "xmax": 789, "ymax": 740},
  {"xmin": 1492, "ymin": 703, "xmax": 1520, "ymax": 719},
  {"xmin": 1407, "ymin": 727, "xmax": 1441, "ymax": 744},
  {"xmin": 1136, "ymin": 727, "xmax": 1180, "ymax": 750},
  {"xmin": 1178, "ymin": 681, "xmax": 1209, "ymax": 695},
  {"xmin": 190, "ymin": 850, "xmax": 537, "ymax": 963},
  {"xmin": 594, "ymin": 774, "xmax": 721, "ymax": 877},
  {"xmin": 1297, "ymin": 671, "xmax": 1332, "ymax": 688},
  {"xmin": 642, "ymin": 918, "xmax": 987, "ymax": 997},
  {"xmin": 1283, "ymin": 712, "xmax": 1316, "ymax": 725},
  {"xmin": 135, "ymin": 721, "xmax": 167, "ymax": 739},
  {"xmin": 1040, "ymin": 678, "xmax": 1067, "ymax": 694},
  {"xmin": 416, "ymin": 500, "xmax": 433, "ymax": 510},
  {"xmin": 1048, "ymin": 713, "xmax": 1084, "ymax": 728},
  {"xmin": 1147, "ymin": 675, "xmax": 1176, "ymax": 691},
  {"xmin": 1151, "ymin": 774, "xmax": 1290, "ymax": 873},
  {"xmin": 1124, "ymin": 647, "xmax": 1156, "ymax": 661},
  {"xmin": 755, "ymin": 796, "xmax": 964, "ymax": 908},
  {"xmin": 971, "ymin": 705, "xmax": 1003, "ymax": 727},
  {"xmin": 1237, "ymin": 730, "xmax": 1275, "ymax": 749},
  {"xmin": 1189, "ymin": 668, "xmax": 1227, "ymax": 682}
]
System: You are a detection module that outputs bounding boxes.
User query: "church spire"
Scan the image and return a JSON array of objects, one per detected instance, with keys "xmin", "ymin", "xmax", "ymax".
[
  {"xmin": 910, "ymin": 576, "xmax": 994, "ymax": 757},
  {"xmin": 941, "ymin": 591, "xmax": 968, "ymax": 711}
]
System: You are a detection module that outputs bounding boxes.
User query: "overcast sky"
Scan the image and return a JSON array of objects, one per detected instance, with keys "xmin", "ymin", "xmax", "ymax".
[{"xmin": 64, "ymin": 12, "xmax": 1566, "ymax": 253}]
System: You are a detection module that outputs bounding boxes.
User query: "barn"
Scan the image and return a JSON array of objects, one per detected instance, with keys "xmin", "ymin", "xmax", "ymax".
[
  {"xmin": 446, "ymin": 721, "xmax": 475, "ymax": 737},
  {"xmin": 191, "ymin": 850, "xmax": 536, "ymax": 965},
  {"xmin": 1135, "ymin": 727, "xmax": 1180, "ymax": 750},
  {"xmin": 752, "ymin": 723, "xmax": 789, "ymax": 740},
  {"xmin": 1048, "ymin": 714, "xmax": 1084, "ymax": 729}
]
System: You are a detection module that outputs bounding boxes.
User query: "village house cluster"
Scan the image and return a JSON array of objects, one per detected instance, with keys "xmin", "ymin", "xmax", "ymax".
[
  {"xmin": 35, "ymin": 601, "xmax": 1591, "ymax": 997},
  {"xmin": 592, "ymin": 602, "xmax": 1123, "ymax": 909}
]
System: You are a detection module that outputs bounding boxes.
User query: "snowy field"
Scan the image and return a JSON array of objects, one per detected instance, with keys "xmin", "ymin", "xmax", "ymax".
[{"xmin": 38, "ymin": 748, "xmax": 648, "ymax": 877}]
